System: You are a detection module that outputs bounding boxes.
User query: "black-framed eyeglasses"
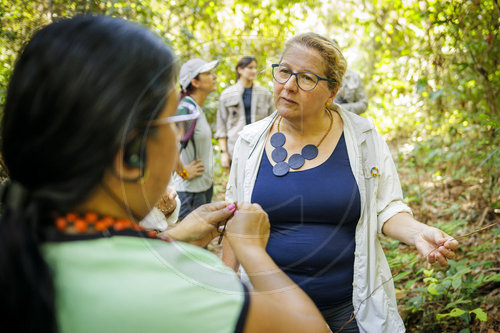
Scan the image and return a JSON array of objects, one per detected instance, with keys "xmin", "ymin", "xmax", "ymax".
[{"xmin": 271, "ymin": 63, "xmax": 336, "ymax": 91}]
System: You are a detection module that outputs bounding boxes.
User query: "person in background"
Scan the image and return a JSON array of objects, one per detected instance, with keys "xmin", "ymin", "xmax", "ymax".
[
  {"xmin": 332, "ymin": 38, "xmax": 368, "ymax": 115},
  {"xmin": 215, "ymin": 56, "xmax": 274, "ymax": 168},
  {"xmin": 334, "ymin": 68, "xmax": 368, "ymax": 115},
  {"xmin": 173, "ymin": 58, "xmax": 218, "ymax": 220},
  {"xmin": 0, "ymin": 16, "xmax": 331, "ymax": 333},
  {"xmin": 222, "ymin": 32, "xmax": 458, "ymax": 332}
]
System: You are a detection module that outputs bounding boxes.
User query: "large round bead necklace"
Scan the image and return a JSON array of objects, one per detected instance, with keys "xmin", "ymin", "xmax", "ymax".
[{"xmin": 270, "ymin": 111, "xmax": 333, "ymax": 177}]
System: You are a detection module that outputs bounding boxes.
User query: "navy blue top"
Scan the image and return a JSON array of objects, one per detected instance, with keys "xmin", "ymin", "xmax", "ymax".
[
  {"xmin": 251, "ymin": 133, "xmax": 361, "ymax": 310},
  {"xmin": 242, "ymin": 87, "xmax": 252, "ymax": 125}
]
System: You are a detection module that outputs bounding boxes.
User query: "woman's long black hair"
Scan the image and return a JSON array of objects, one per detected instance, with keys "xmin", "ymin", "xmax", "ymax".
[{"xmin": 0, "ymin": 15, "xmax": 177, "ymax": 332}]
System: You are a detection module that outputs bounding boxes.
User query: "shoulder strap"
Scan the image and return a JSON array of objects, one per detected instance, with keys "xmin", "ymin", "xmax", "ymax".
[{"xmin": 178, "ymin": 97, "xmax": 199, "ymax": 159}]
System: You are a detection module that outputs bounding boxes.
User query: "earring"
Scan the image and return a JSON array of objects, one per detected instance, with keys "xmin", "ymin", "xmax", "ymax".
[{"xmin": 137, "ymin": 169, "xmax": 149, "ymax": 184}]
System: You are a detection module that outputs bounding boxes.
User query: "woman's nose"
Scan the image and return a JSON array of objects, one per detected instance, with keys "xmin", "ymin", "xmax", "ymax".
[{"xmin": 283, "ymin": 74, "xmax": 298, "ymax": 92}]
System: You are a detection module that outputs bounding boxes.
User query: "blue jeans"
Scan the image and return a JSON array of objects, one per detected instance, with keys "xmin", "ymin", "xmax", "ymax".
[
  {"xmin": 321, "ymin": 300, "xmax": 360, "ymax": 332},
  {"xmin": 177, "ymin": 185, "xmax": 213, "ymax": 220}
]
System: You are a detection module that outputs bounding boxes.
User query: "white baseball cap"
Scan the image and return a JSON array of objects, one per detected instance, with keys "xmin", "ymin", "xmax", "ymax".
[{"xmin": 179, "ymin": 58, "xmax": 219, "ymax": 90}]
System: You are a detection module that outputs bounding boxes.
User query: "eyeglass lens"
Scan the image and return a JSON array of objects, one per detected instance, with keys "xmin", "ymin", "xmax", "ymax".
[{"xmin": 273, "ymin": 64, "xmax": 318, "ymax": 91}]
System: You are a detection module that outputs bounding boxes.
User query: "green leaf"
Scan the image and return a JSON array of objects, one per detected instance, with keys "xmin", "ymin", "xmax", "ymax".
[
  {"xmin": 416, "ymin": 78, "xmax": 427, "ymax": 93},
  {"xmin": 423, "ymin": 269, "xmax": 434, "ymax": 277},
  {"xmin": 452, "ymin": 276, "xmax": 462, "ymax": 289},
  {"xmin": 470, "ymin": 308, "xmax": 487, "ymax": 322},
  {"xmin": 484, "ymin": 273, "xmax": 500, "ymax": 282},
  {"xmin": 436, "ymin": 313, "xmax": 448, "ymax": 320},
  {"xmin": 427, "ymin": 283, "xmax": 440, "ymax": 295},
  {"xmin": 394, "ymin": 270, "xmax": 412, "ymax": 282},
  {"xmin": 423, "ymin": 277, "xmax": 438, "ymax": 284},
  {"xmin": 449, "ymin": 308, "xmax": 466, "ymax": 317}
]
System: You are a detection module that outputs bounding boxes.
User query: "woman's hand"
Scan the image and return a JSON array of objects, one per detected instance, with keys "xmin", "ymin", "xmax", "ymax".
[
  {"xmin": 164, "ymin": 201, "xmax": 236, "ymax": 247},
  {"xmin": 221, "ymin": 152, "xmax": 231, "ymax": 169},
  {"xmin": 414, "ymin": 227, "xmax": 459, "ymax": 266},
  {"xmin": 184, "ymin": 159, "xmax": 204, "ymax": 179},
  {"xmin": 383, "ymin": 213, "xmax": 459, "ymax": 266},
  {"xmin": 155, "ymin": 186, "xmax": 177, "ymax": 216},
  {"xmin": 225, "ymin": 203, "xmax": 270, "ymax": 254}
]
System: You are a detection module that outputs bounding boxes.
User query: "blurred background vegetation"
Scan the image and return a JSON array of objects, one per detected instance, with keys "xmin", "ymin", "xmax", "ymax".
[{"xmin": 1, "ymin": 0, "xmax": 498, "ymax": 331}]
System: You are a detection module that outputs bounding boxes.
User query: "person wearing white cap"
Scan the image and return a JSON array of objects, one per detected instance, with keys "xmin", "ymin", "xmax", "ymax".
[{"xmin": 173, "ymin": 58, "xmax": 219, "ymax": 220}]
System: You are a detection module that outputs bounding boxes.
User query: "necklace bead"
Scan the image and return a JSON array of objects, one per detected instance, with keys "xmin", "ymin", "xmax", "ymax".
[
  {"xmin": 271, "ymin": 146, "xmax": 287, "ymax": 162},
  {"xmin": 53, "ymin": 211, "xmax": 168, "ymax": 241},
  {"xmin": 270, "ymin": 132, "xmax": 286, "ymax": 147},
  {"xmin": 301, "ymin": 144, "xmax": 319, "ymax": 160},
  {"xmin": 273, "ymin": 161, "xmax": 290, "ymax": 176},
  {"xmin": 288, "ymin": 154, "xmax": 305, "ymax": 169},
  {"xmin": 270, "ymin": 111, "xmax": 333, "ymax": 176}
]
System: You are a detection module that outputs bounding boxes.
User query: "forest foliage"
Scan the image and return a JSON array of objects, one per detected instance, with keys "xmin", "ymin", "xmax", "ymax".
[{"xmin": 1, "ymin": 0, "xmax": 498, "ymax": 331}]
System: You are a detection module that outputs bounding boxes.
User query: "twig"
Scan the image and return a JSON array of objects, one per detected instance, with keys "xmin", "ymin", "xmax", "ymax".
[{"xmin": 477, "ymin": 207, "xmax": 490, "ymax": 227}]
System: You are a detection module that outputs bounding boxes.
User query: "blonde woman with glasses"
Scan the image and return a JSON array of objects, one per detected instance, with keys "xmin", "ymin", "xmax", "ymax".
[{"xmin": 223, "ymin": 32, "xmax": 458, "ymax": 332}]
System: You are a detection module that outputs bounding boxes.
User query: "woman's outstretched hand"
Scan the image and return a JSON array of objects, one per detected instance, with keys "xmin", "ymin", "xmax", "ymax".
[
  {"xmin": 414, "ymin": 227, "xmax": 459, "ymax": 266},
  {"xmin": 383, "ymin": 213, "xmax": 459, "ymax": 266}
]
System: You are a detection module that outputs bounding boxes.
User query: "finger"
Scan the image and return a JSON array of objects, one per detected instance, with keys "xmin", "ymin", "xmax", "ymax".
[
  {"xmin": 438, "ymin": 246, "xmax": 455, "ymax": 259},
  {"xmin": 251, "ymin": 203, "xmax": 263, "ymax": 210},
  {"xmin": 444, "ymin": 238, "xmax": 458, "ymax": 250},
  {"xmin": 203, "ymin": 203, "xmax": 237, "ymax": 226},
  {"xmin": 427, "ymin": 253, "xmax": 436, "ymax": 264},
  {"xmin": 435, "ymin": 253, "xmax": 448, "ymax": 266},
  {"xmin": 238, "ymin": 202, "xmax": 261, "ymax": 211},
  {"xmin": 168, "ymin": 190, "xmax": 177, "ymax": 200},
  {"xmin": 203, "ymin": 201, "xmax": 233, "ymax": 211}
]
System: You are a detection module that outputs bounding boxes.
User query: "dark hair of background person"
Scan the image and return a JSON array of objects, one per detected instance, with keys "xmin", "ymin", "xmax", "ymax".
[
  {"xmin": 0, "ymin": 15, "xmax": 177, "ymax": 332},
  {"xmin": 180, "ymin": 74, "xmax": 199, "ymax": 100},
  {"xmin": 235, "ymin": 56, "xmax": 257, "ymax": 81}
]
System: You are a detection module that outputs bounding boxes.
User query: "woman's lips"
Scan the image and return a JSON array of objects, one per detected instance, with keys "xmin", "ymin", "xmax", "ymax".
[{"xmin": 280, "ymin": 96, "xmax": 297, "ymax": 105}]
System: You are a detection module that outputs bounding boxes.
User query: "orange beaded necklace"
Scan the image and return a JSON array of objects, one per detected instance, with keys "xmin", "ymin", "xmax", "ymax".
[{"xmin": 54, "ymin": 211, "xmax": 167, "ymax": 241}]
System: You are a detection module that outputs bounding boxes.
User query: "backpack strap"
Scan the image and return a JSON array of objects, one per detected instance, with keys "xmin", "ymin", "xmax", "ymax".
[{"xmin": 177, "ymin": 97, "xmax": 199, "ymax": 159}]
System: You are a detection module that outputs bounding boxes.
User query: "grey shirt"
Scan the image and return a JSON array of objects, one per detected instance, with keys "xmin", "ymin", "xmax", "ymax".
[
  {"xmin": 335, "ymin": 69, "xmax": 368, "ymax": 115},
  {"xmin": 172, "ymin": 96, "xmax": 213, "ymax": 193},
  {"xmin": 215, "ymin": 82, "xmax": 274, "ymax": 158}
]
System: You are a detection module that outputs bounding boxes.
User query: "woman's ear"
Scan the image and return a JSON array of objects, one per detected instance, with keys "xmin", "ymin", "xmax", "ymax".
[
  {"xmin": 113, "ymin": 146, "xmax": 143, "ymax": 182},
  {"xmin": 330, "ymin": 87, "xmax": 339, "ymax": 100},
  {"xmin": 190, "ymin": 77, "xmax": 201, "ymax": 89},
  {"xmin": 330, "ymin": 87, "xmax": 340, "ymax": 102}
]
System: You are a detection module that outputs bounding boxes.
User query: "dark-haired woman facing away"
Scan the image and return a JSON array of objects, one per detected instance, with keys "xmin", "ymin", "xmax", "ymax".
[{"xmin": 0, "ymin": 16, "xmax": 330, "ymax": 333}]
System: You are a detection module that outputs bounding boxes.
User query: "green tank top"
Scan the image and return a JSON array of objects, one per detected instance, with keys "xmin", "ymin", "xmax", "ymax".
[{"xmin": 43, "ymin": 236, "xmax": 248, "ymax": 333}]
